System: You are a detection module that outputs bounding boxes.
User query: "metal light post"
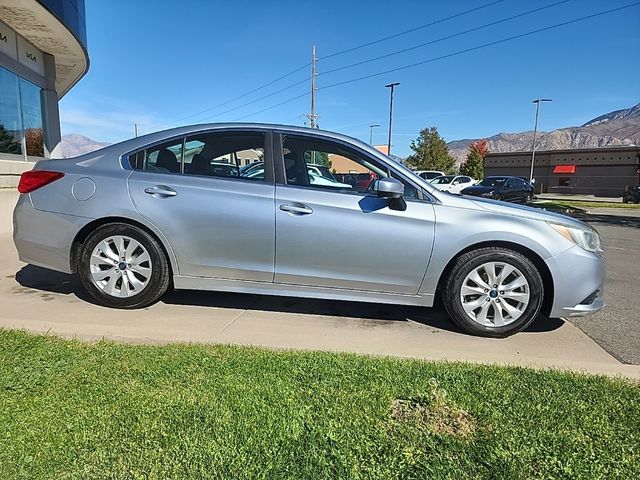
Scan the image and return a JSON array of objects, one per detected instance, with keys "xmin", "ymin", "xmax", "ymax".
[
  {"xmin": 385, "ymin": 82, "xmax": 400, "ymax": 155},
  {"xmin": 369, "ymin": 124, "xmax": 380, "ymax": 145},
  {"xmin": 529, "ymin": 98, "xmax": 552, "ymax": 184}
]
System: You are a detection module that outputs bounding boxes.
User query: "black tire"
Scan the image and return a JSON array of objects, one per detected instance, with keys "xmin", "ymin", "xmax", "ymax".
[
  {"xmin": 524, "ymin": 193, "xmax": 533, "ymax": 204},
  {"xmin": 78, "ymin": 223, "xmax": 171, "ymax": 308},
  {"xmin": 442, "ymin": 247, "xmax": 544, "ymax": 338}
]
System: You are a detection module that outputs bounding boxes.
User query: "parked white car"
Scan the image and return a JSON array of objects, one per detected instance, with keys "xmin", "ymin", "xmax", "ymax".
[{"xmin": 430, "ymin": 175, "xmax": 477, "ymax": 194}]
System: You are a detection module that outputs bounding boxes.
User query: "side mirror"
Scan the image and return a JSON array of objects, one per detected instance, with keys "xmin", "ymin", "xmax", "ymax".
[{"xmin": 374, "ymin": 177, "xmax": 404, "ymax": 199}]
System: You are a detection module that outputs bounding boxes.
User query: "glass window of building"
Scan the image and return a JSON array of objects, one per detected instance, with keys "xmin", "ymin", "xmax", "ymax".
[
  {"xmin": 19, "ymin": 78, "xmax": 44, "ymax": 157},
  {"xmin": 0, "ymin": 66, "xmax": 23, "ymax": 155},
  {"xmin": 0, "ymin": 66, "xmax": 45, "ymax": 158}
]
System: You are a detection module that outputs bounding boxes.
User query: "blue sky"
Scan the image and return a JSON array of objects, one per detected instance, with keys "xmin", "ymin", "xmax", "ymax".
[{"xmin": 60, "ymin": 0, "xmax": 640, "ymax": 157}]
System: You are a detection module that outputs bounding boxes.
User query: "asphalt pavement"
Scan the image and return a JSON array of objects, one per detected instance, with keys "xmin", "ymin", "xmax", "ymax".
[{"xmin": 568, "ymin": 208, "xmax": 640, "ymax": 364}]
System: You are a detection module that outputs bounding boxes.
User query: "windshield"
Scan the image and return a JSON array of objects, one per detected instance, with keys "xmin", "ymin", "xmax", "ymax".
[
  {"xmin": 431, "ymin": 175, "xmax": 455, "ymax": 185},
  {"xmin": 479, "ymin": 177, "xmax": 507, "ymax": 187}
]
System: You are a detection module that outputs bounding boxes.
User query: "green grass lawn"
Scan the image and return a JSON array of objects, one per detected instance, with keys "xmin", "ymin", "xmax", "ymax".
[
  {"xmin": 1, "ymin": 330, "xmax": 639, "ymax": 479},
  {"xmin": 533, "ymin": 199, "xmax": 640, "ymax": 211}
]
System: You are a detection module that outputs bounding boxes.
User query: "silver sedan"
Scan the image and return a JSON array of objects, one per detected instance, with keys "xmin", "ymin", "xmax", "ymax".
[{"xmin": 13, "ymin": 124, "xmax": 605, "ymax": 337}]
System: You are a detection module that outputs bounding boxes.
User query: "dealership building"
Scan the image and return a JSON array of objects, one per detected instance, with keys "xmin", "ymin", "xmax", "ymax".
[
  {"xmin": 0, "ymin": 0, "xmax": 88, "ymax": 181},
  {"xmin": 484, "ymin": 146, "xmax": 640, "ymax": 197}
]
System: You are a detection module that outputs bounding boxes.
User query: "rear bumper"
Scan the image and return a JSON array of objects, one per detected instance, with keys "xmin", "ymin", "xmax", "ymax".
[
  {"xmin": 546, "ymin": 245, "xmax": 606, "ymax": 318},
  {"xmin": 13, "ymin": 194, "xmax": 87, "ymax": 274}
]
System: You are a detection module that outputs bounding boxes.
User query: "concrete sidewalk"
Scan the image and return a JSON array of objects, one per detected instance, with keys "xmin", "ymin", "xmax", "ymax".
[
  {"xmin": 537, "ymin": 193, "xmax": 623, "ymax": 203},
  {"xmin": 1, "ymin": 234, "xmax": 638, "ymax": 380}
]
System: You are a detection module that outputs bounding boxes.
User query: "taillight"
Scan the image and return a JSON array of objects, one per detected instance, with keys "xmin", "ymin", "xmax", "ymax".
[{"xmin": 17, "ymin": 171, "xmax": 65, "ymax": 194}]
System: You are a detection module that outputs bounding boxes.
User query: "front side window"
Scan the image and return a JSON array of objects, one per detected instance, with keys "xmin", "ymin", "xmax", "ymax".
[{"xmin": 281, "ymin": 135, "xmax": 417, "ymax": 198}]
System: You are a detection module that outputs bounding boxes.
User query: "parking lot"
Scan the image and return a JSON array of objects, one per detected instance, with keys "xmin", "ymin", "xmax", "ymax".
[
  {"xmin": 569, "ymin": 208, "xmax": 640, "ymax": 364},
  {"xmin": 0, "ymin": 207, "xmax": 638, "ymax": 379}
]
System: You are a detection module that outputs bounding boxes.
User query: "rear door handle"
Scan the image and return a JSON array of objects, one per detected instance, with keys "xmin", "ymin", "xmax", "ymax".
[
  {"xmin": 144, "ymin": 185, "xmax": 177, "ymax": 197},
  {"xmin": 279, "ymin": 203, "xmax": 313, "ymax": 215}
]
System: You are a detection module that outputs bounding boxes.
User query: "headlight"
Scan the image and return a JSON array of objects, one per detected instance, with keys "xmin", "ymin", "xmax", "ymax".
[{"xmin": 548, "ymin": 223, "xmax": 602, "ymax": 253}]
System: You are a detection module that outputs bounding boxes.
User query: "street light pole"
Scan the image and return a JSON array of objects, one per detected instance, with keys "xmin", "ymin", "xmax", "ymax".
[
  {"xmin": 369, "ymin": 124, "xmax": 380, "ymax": 145},
  {"xmin": 529, "ymin": 98, "xmax": 552, "ymax": 184},
  {"xmin": 385, "ymin": 82, "xmax": 400, "ymax": 155}
]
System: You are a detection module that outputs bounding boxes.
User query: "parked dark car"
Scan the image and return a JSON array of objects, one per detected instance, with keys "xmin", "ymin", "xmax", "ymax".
[
  {"xmin": 461, "ymin": 176, "xmax": 534, "ymax": 203},
  {"xmin": 623, "ymin": 186, "xmax": 640, "ymax": 203}
]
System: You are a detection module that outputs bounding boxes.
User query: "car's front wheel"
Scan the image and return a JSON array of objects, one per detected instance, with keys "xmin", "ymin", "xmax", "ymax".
[
  {"xmin": 442, "ymin": 247, "xmax": 544, "ymax": 337},
  {"xmin": 78, "ymin": 223, "xmax": 170, "ymax": 308}
]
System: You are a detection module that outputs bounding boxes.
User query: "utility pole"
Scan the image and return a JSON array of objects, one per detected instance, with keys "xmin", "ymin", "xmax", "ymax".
[
  {"xmin": 385, "ymin": 82, "xmax": 400, "ymax": 156},
  {"xmin": 529, "ymin": 98, "xmax": 552, "ymax": 184},
  {"xmin": 134, "ymin": 123, "xmax": 138, "ymax": 138},
  {"xmin": 369, "ymin": 124, "xmax": 380, "ymax": 145},
  {"xmin": 304, "ymin": 45, "xmax": 319, "ymax": 129}
]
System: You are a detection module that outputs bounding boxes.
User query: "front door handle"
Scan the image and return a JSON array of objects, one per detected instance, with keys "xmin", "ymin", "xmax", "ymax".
[
  {"xmin": 279, "ymin": 203, "xmax": 313, "ymax": 215},
  {"xmin": 144, "ymin": 185, "xmax": 177, "ymax": 197}
]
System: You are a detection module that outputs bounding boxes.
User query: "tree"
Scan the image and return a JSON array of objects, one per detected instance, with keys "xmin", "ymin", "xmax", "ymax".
[
  {"xmin": 306, "ymin": 150, "xmax": 332, "ymax": 169},
  {"xmin": 0, "ymin": 123, "xmax": 21, "ymax": 155},
  {"xmin": 405, "ymin": 127, "xmax": 455, "ymax": 174},
  {"xmin": 459, "ymin": 139, "xmax": 488, "ymax": 179}
]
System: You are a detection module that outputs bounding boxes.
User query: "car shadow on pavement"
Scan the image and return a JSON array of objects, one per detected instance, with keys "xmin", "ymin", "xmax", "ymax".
[{"xmin": 14, "ymin": 264, "xmax": 564, "ymax": 336}]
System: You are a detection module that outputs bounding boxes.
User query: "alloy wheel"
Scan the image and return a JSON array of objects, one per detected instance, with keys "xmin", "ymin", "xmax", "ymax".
[
  {"xmin": 459, "ymin": 261, "xmax": 530, "ymax": 327},
  {"xmin": 89, "ymin": 235, "xmax": 152, "ymax": 298}
]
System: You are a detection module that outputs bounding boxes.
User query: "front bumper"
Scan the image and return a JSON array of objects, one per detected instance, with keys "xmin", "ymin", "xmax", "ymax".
[{"xmin": 545, "ymin": 245, "xmax": 606, "ymax": 318}]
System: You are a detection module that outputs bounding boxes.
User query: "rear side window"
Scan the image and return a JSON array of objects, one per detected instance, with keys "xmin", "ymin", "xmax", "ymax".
[
  {"xmin": 127, "ymin": 139, "xmax": 184, "ymax": 173},
  {"xmin": 145, "ymin": 140, "xmax": 184, "ymax": 173},
  {"xmin": 128, "ymin": 132, "xmax": 266, "ymax": 182},
  {"xmin": 183, "ymin": 132, "xmax": 265, "ymax": 181}
]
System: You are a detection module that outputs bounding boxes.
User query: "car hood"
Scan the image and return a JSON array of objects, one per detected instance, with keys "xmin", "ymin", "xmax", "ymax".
[
  {"xmin": 466, "ymin": 195, "xmax": 590, "ymax": 228},
  {"xmin": 434, "ymin": 191, "xmax": 590, "ymax": 229}
]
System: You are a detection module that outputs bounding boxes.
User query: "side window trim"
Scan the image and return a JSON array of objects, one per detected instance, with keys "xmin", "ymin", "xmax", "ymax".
[{"xmin": 123, "ymin": 129, "xmax": 275, "ymax": 184}]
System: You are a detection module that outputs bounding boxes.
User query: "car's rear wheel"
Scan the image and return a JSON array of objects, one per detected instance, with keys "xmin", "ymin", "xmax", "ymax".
[
  {"xmin": 442, "ymin": 247, "xmax": 544, "ymax": 337},
  {"xmin": 78, "ymin": 223, "xmax": 170, "ymax": 308}
]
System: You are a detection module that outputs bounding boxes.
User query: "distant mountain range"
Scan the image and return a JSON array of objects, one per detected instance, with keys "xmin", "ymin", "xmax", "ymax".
[
  {"xmin": 58, "ymin": 134, "xmax": 111, "ymax": 158},
  {"xmin": 58, "ymin": 103, "xmax": 640, "ymax": 164},
  {"xmin": 447, "ymin": 102, "xmax": 640, "ymax": 165}
]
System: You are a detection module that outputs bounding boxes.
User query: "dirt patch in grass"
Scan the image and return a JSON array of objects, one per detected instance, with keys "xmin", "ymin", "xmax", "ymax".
[
  {"xmin": 390, "ymin": 398, "xmax": 476, "ymax": 438},
  {"xmin": 388, "ymin": 379, "xmax": 477, "ymax": 439}
]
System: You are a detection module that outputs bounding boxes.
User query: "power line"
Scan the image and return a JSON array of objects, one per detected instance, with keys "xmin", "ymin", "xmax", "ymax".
[
  {"xmin": 320, "ymin": 0, "xmax": 508, "ymax": 61},
  {"xmin": 169, "ymin": 0, "xmax": 509, "ymax": 125},
  {"xmin": 171, "ymin": 63, "xmax": 310, "ymax": 124},
  {"xmin": 193, "ymin": 0, "xmax": 560, "ymax": 124},
  {"xmin": 205, "ymin": 1, "xmax": 566, "ymax": 124},
  {"xmin": 319, "ymin": 0, "xmax": 571, "ymax": 77},
  {"xmin": 234, "ymin": 92, "xmax": 310, "ymax": 121},
  {"xmin": 318, "ymin": 2, "xmax": 640, "ymax": 91},
  {"xmin": 182, "ymin": 76, "xmax": 311, "ymax": 124},
  {"xmin": 235, "ymin": 2, "xmax": 640, "ymax": 121}
]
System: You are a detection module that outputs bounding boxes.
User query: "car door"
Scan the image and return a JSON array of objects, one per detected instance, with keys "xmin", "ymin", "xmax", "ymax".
[
  {"xmin": 273, "ymin": 133, "xmax": 435, "ymax": 294},
  {"xmin": 127, "ymin": 130, "xmax": 275, "ymax": 281},
  {"xmin": 451, "ymin": 176, "xmax": 472, "ymax": 194},
  {"xmin": 502, "ymin": 179, "xmax": 517, "ymax": 202}
]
